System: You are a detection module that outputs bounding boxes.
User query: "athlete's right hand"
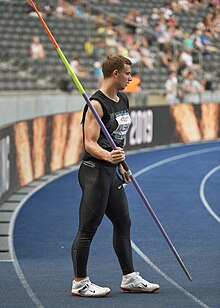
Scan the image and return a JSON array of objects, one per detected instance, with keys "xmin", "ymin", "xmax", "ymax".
[{"xmin": 108, "ymin": 147, "xmax": 125, "ymax": 164}]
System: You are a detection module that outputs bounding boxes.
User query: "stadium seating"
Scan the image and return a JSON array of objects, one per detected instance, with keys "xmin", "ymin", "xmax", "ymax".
[{"xmin": 0, "ymin": 0, "xmax": 219, "ymax": 92}]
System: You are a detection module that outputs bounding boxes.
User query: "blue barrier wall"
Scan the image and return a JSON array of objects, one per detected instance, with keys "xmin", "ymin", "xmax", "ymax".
[{"xmin": 0, "ymin": 97, "xmax": 219, "ymax": 205}]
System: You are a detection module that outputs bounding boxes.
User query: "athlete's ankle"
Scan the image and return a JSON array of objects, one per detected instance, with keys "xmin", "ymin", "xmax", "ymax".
[{"xmin": 74, "ymin": 277, "xmax": 87, "ymax": 282}]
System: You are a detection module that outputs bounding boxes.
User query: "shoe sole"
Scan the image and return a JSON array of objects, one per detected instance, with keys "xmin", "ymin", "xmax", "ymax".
[
  {"xmin": 71, "ymin": 290, "xmax": 110, "ymax": 298},
  {"xmin": 121, "ymin": 286, "xmax": 160, "ymax": 293}
]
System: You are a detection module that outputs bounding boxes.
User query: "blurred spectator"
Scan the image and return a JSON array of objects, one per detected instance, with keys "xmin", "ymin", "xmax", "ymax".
[
  {"xmin": 54, "ymin": 0, "xmax": 75, "ymax": 18},
  {"xmin": 133, "ymin": 27, "xmax": 145, "ymax": 43},
  {"xmin": 124, "ymin": 72, "xmax": 142, "ymax": 92},
  {"xmin": 160, "ymin": 48, "xmax": 178, "ymax": 72},
  {"xmin": 138, "ymin": 40, "xmax": 155, "ymax": 70},
  {"xmin": 93, "ymin": 61, "xmax": 103, "ymax": 88},
  {"xmin": 123, "ymin": 29, "xmax": 136, "ymax": 48},
  {"xmin": 128, "ymin": 46, "xmax": 142, "ymax": 66},
  {"xmin": 168, "ymin": 12, "xmax": 178, "ymax": 28},
  {"xmin": 117, "ymin": 43, "xmax": 130, "ymax": 58},
  {"xmin": 164, "ymin": 71, "xmax": 180, "ymax": 104},
  {"xmin": 105, "ymin": 29, "xmax": 118, "ymax": 54},
  {"xmin": 23, "ymin": 0, "xmax": 35, "ymax": 15},
  {"xmin": 74, "ymin": 1, "xmax": 88, "ymax": 18},
  {"xmin": 44, "ymin": 2, "xmax": 55, "ymax": 17},
  {"xmin": 201, "ymin": 72, "xmax": 214, "ymax": 91},
  {"xmin": 153, "ymin": 20, "xmax": 171, "ymax": 52},
  {"xmin": 182, "ymin": 31, "xmax": 194, "ymax": 49},
  {"xmin": 54, "ymin": 0, "xmax": 65, "ymax": 18},
  {"xmin": 70, "ymin": 56, "xmax": 90, "ymax": 78},
  {"xmin": 124, "ymin": 9, "xmax": 146, "ymax": 33},
  {"xmin": 24, "ymin": 0, "xmax": 44, "ymax": 17},
  {"xmin": 178, "ymin": 47, "xmax": 200, "ymax": 76},
  {"xmin": 93, "ymin": 40, "xmax": 106, "ymax": 62},
  {"xmin": 151, "ymin": 7, "xmax": 160, "ymax": 24},
  {"xmin": 161, "ymin": 4, "xmax": 174, "ymax": 21},
  {"xmin": 29, "ymin": 36, "xmax": 46, "ymax": 60},
  {"xmin": 181, "ymin": 71, "xmax": 203, "ymax": 103},
  {"xmin": 95, "ymin": 14, "xmax": 106, "ymax": 33},
  {"xmin": 203, "ymin": 10, "xmax": 214, "ymax": 31},
  {"xmin": 84, "ymin": 39, "xmax": 94, "ymax": 56},
  {"xmin": 196, "ymin": 21, "xmax": 206, "ymax": 33},
  {"xmin": 190, "ymin": 27, "xmax": 204, "ymax": 52},
  {"xmin": 63, "ymin": 0, "xmax": 76, "ymax": 17},
  {"xmin": 171, "ymin": 0, "xmax": 182, "ymax": 12},
  {"xmin": 124, "ymin": 9, "xmax": 137, "ymax": 32},
  {"xmin": 200, "ymin": 30, "xmax": 218, "ymax": 54},
  {"xmin": 158, "ymin": 13, "xmax": 168, "ymax": 33},
  {"xmin": 116, "ymin": 26, "xmax": 128, "ymax": 43},
  {"xmin": 177, "ymin": 0, "xmax": 194, "ymax": 12},
  {"xmin": 170, "ymin": 25, "xmax": 183, "ymax": 41},
  {"xmin": 207, "ymin": 0, "xmax": 220, "ymax": 9},
  {"xmin": 212, "ymin": 10, "xmax": 220, "ymax": 34}
]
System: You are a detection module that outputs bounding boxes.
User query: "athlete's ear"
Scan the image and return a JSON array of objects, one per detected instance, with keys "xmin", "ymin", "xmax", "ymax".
[{"xmin": 113, "ymin": 69, "xmax": 119, "ymax": 77}]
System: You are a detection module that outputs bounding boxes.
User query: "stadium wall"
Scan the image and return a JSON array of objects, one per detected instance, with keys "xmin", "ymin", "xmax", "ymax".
[{"xmin": 0, "ymin": 93, "xmax": 219, "ymax": 205}]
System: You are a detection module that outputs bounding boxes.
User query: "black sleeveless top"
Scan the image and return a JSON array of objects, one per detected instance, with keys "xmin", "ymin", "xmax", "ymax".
[{"xmin": 82, "ymin": 90, "xmax": 131, "ymax": 162}]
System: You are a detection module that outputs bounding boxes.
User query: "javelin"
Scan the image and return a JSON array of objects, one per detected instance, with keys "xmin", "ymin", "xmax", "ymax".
[{"xmin": 30, "ymin": 0, "xmax": 192, "ymax": 281}]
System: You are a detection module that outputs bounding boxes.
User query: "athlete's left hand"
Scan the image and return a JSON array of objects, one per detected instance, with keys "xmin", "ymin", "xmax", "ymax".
[{"xmin": 118, "ymin": 164, "xmax": 131, "ymax": 184}]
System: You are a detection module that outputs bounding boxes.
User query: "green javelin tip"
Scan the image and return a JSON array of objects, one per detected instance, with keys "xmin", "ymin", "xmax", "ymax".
[{"xmin": 56, "ymin": 47, "xmax": 85, "ymax": 95}]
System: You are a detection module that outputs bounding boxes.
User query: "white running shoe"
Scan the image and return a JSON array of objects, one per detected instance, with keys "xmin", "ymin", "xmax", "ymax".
[
  {"xmin": 71, "ymin": 277, "xmax": 110, "ymax": 297},
  {"xmin": 121, "ymin": 272, "xmax": 160, "ymax": 293}
]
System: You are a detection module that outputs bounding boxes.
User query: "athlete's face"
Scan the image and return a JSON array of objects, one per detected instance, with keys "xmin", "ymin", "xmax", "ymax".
[{"xmin": 115, "ymin": 64, "xmax": 132, "ymax": 90}]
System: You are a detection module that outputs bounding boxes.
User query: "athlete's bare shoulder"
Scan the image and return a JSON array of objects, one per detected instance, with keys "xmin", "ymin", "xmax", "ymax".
[{"xmin": 88, "ymin": 99, "xmax": 104, "ymax": 118}]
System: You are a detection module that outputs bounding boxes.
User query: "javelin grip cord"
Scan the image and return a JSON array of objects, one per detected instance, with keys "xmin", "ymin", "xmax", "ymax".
[{"xmin": 30, "ymin": 0, "xmax": 192, "ymax": 281}]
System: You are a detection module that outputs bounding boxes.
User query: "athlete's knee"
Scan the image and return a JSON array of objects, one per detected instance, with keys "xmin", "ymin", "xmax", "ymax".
[{"xmin": 113, "ymin": 213, "xmax": 131, "ymax": 234}]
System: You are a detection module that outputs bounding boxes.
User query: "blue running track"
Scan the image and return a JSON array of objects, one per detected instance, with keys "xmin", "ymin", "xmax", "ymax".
[{"xmin": 0, "ymin": 141, "xmax": 219, "ymax": 308}]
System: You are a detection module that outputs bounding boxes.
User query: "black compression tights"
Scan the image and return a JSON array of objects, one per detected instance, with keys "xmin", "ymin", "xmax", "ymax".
[{"xmin": 71, "ymin": 161, "xmax": 134, "ymax": 278}]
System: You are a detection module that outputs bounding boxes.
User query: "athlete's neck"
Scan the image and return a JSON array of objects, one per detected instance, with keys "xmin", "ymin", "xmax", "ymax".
[{"xmin": 100, "ymin": 87, "xmax": 119, "ymax": 102}]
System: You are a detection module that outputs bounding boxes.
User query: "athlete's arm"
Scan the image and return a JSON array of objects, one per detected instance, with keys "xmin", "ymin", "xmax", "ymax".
[{"xmin": 84, "ymin": 100, "xmax": 125, "ymax": 164}]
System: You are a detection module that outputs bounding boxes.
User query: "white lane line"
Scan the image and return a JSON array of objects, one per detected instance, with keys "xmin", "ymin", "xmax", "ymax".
[
  {"xmin": 8, "ymin": 166, "xmax": 79, "ymax": 308},
  {"xmin": 133, "ymin": 146, "xmax": 220, "ymax": 178},
  {"xmin": 131, "ymin": 241, "xmax": 210, "ymax": 308},
  {"xmin": 200, "ymin": 165, "xmax": 220, "ymax": 223}
]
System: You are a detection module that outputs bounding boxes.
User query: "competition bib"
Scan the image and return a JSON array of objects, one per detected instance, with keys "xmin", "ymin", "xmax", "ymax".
[{"xmin": 111, "ymin": 112, "xmax": 131, "ymax": 141}]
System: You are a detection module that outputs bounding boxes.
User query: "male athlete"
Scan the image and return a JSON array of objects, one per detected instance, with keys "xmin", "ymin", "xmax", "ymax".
[{"xmin": 71, "ymin": 55, "xmax": 160, "ymax": 297}]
